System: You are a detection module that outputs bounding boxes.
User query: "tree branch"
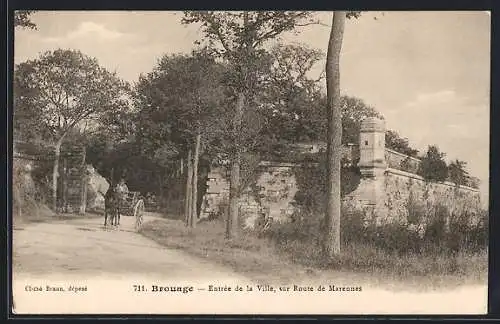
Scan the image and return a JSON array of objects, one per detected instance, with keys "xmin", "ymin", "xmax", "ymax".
[{"xmin": 199, "ymin": 13, "xmax": 233, "ymax": 55}]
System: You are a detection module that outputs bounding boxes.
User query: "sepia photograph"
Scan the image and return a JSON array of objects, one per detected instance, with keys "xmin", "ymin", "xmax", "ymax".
[{"xmin": 11, "ymin": 10, "xmax": 490, "ymax": 315}]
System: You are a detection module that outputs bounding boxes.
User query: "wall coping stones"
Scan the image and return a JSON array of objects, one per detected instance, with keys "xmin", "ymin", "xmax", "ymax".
[
  {"xmin": 385, "ymin": 148, "xmax": 421, "ymax": 163},
  {"xmin": 385, "ymin": 167, "xmax": 480, "ymax": 193}
]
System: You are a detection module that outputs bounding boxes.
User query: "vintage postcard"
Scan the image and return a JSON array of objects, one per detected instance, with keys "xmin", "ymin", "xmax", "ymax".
[{"xmin": 11, "ymin": 10, "xmax": 490, "ymax": 315}]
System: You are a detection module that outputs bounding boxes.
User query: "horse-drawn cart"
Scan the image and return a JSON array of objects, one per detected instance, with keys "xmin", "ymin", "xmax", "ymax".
[{"xmin": 120, "ymin": 191, "xmax": 145, "ymax": 231}]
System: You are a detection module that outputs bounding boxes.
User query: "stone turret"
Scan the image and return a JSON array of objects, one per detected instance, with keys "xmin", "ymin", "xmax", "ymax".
[
  {"xmin": 343, "ymin": 117, "xmax": 387, "ymax": 215},
  {"xmin": 358, "ymin": 117, "xmax": 387, "ymax": 178}
]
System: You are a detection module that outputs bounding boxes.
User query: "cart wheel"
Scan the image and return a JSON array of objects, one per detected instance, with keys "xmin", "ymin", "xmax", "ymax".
[{"xmin": 134, "ymin": 199, "xmax": 145, "ymax": 232}]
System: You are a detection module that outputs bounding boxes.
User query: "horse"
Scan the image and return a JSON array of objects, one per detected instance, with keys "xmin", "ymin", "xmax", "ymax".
[{"xmin": 104, "ymin": 185, "xmax": 121, "ymax": 227}]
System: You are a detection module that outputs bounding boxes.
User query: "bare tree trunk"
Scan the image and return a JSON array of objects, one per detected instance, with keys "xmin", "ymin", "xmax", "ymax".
[
  {"xmin": 52, "ymin": 136, "xmax": 65, "ymax": 212},
  {"xmin": 110, "ymin": 167, "xmax": 115, "ymax": 186},
  {"xmin": 324, "ymin": 11, "xmax": 346, "ymax": 258},
  {"xmin": 226, "ymin": 92, "xmax": 244, "ymax": 240},
  {"xmin": 184, "ymin": 150, "xmax": 193, "ymax": 226},
  {"xmin": 158, "ymin": 174, "xmax": 164, "ymax": 210},
  {"xmin": 191, "ymin": 133, "xmax": 201, "ymax": 228},
  {"xmin": 80, "ymin": 174, "xmax": 88, "ymax": 215},
  {"xmin": 80, "ymin": 146, "xmax": 87, "ymax": 215},
  {"xmin": 62, "ymin": 157, "xmax": 68, "ymax": 213},
  {"xmin": 166, "ymin": 180, "xmax": 173, "ymax": 213}
]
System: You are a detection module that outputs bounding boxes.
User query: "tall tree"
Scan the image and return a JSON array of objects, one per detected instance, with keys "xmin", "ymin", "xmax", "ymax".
[
  {"xmin": 260, "ymin": 91, "xmax": 390, "ymax": 149},
  {"xmin": 185, "ymin": 149, "xmax": 194, "ymax": 225},
  {"xmin": 191, "ymin": 133, "xmax": 202, "ymax": 227},
  {"xmin": 14, "ymin": 49, "xmax": 130, "ymax": 211},
  {"xmin": 182, "ymin": 11, "xmax": 315, "ymax": 239},
  {"xmin": 13, "ymin": 66, "xmax": 52, "ymax": 143},
  {"xmin": 133, "ymin": 51, "xmax": 228, "ymax": 226},
  {"xmin": 340, "ymin": 96, "xmax": 383, "ymax": 145},
  {"xmin": 323, "ymin": 11, "xmax": 362, "ymax": 258},
  {"xmin": 258, "ymin": 43, "xmax": 325, "ymax": 145},
  {"xmin": 324, "ymin": 11, "xmax": 347, "ymax": 258}
]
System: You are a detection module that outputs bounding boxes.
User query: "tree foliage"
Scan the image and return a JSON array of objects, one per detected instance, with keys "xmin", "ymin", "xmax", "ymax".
[
  {"xmin": 14, "ymin": 49, "xmax": 130, "ymax": 143},
  {"xmin": 131, "ymin": 51, "xmax": 233, "ymax": 218},
  {"xmin": 182, "ymin": 11, "xmax": 317, "ymax": 239},
  {"xmin": 134, "ymin": 51, "xmax": 230, "ymax": 160},
  {"xmin": 257, "ymin": 43, "xmax": 325, "ymax": 144},
  {"xmin": 13, "ymin": 68, "xmax": 52, "ymax": 143},
  {"xmin": 448, "ymin": 159, "xmax": 469, "ymax": 186},
  {"xmin": 385, "ymin": 129, "xmax": 419, "ymax": 157},
  {"xmin": 340, "ymin": 96, "xmax": 383, "ymax": 145},
  {"xmin": 14, "ymin": 48, "xmax": 130, "ymax": 210},
  {"xmin": 182, "ymin": 11, "xmax": 314, "ymax": 58},
  {"xmin": 418, "ymin": 145, "xmax": 449, "ymax": 182},
  {"xmin": 14, "ymin": 10, "xmax": 37, "ymax": 30}
]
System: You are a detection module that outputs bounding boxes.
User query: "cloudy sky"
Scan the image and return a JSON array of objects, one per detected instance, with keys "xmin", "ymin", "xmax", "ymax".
[{"xmin": 14, "ymin": 11, "xmax": 491, "ymax": 205}]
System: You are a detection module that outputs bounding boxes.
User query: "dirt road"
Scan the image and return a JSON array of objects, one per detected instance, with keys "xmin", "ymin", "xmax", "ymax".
[
  {"xmin": 12, "ymin": 214, "xmax": 487, "ymax": 315},
  {"xmin": 13, "ymin": 213, "xmax": 251, "ymax": 281}
]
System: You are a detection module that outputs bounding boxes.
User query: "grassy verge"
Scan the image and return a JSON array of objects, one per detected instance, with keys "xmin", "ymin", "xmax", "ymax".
[
  {"xmin": 13, "ymin": 201, "xmax": 104, "ymax": 228},
  {"xmin": 274, "ymin": 238, "xmax": 487, "ymax": 288},
  {"xmin": 140, "ymin": 218, "xmax": 313, "ymax": 285},
  {"xmin": 140, "ymin": 217, "xmax": 487, "ymax": 291}
]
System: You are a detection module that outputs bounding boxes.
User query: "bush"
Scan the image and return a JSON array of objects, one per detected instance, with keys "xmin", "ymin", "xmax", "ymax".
[
  {"xmin": 446, "ymin": 209, "xmax": 488, "ymax": 253},
  {"xmin": 86, "ymin": 187, "xmax": 98, "ymax": 210},
  {"xmin": 406, "ymin": 193, "xmax": 426, "ymax": 225},
  {"xmin": 266, "ymin": 204, "xmax": 369, "ymax": 249},
  {"xmin": 340, "ymin": 206, "xmax": 366, "ymax": 244},
  {"xmin": 13, "ymin": 161, "xmax": 25, "ymax": 220},
  {"xmin": 423, "ymin": 203, "xmax": 449, "ymax": 247},
  {"xmin": 266, "ymin": 210, "xmax": 322, "ymax": 245},
  {"xmin": 400, "ymin": 156, "xmax": 415, "ymax": 173},
  {"xmin": 466, "ymin": 210, "xmax": 489, "ymax": 252},
  {"xmin": 370, "ymin": 222, "xmax": 423, "ymax": 254},
  {"xmin": 265, "ymin": 199, "xmax": 487, "ymax": 262},
  {"xmin": 13, "ymin": 157, "xmax": 55, "ymax": 223},
  {"xmin": 292, "ymin": 157, "xmax": 361, "ymax": 214},
  {"xmin": 30, "ymin": 159, "xmax": 53, "ymax": 204}
]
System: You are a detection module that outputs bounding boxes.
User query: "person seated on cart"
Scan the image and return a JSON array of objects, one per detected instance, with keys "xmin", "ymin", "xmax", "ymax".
[{"xmin": 116, "ymin": 178, "xmax": 129, "ymax": 215}]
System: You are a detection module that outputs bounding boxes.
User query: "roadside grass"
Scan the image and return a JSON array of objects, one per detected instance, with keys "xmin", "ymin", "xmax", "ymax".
[
  {"xmin": 140, "ymin": 217, "xmax": 487, "ymax": 291},
  {"xmin": 275, "ymin": 238, "xmax": 487, "ymax": 289},
  {"xmin": 141, "ymin": 218, "xmax": 307, "ymax": 285},
  {"xmin": 13, "ymin": 201, "xmax": 104, "ymax": 228},
  {"xmin": 12, "ymin": 159, "xmax": 103, "ymax": 228}
]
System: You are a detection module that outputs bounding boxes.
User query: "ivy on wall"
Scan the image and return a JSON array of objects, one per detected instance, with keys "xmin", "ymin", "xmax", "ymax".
[{"xmin": 292, "ymin": 155, "xmax": 361, "ymax": 212}]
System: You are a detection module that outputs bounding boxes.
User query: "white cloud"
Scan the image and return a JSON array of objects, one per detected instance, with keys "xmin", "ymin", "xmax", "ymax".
[
  {"xmin": 446, "ymin": 124, "xmax": 469, "ymax": 137},
  {"xmin": 406, "ymin": 89, "xmax": 459, "ymax": 107},
  {"xmin": 41, "ymin": 21, "xmax": 129, "ymax": 43},
  {"xmin": 70, "ymin": 21, "xmax": 125, "ymax": 40}
]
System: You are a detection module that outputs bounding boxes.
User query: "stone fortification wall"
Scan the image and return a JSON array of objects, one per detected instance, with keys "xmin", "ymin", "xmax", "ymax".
[
  {"xmin": 200, "ymin": 117, "xmax": 483, "ymax": 229},
  {"xmin": 345, "ymin": 117, "xmax": 482, "ymax": 226},
  {"xmin": 346, "ymin": 168, "xmax": 481, "ymax": 226},
  {"xmin": 200, "ymin": 162, "xmax": 299, "ymax": 229},
  {"xmin": 384, "ymin": 148, "xmax": 421, "ymax": 173}
]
